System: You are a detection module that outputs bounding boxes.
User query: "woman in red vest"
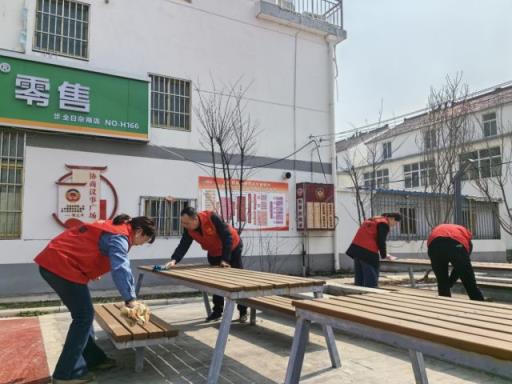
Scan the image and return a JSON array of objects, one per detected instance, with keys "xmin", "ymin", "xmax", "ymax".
[
  {"xmin": 427, "ymin": 223, "xmax": 484, "ymax": 301},
  {"xmin": 159, "ymin": 206, "xmax": 247, "ymax": 323},
  {"xmin": 346, "ymin": 212, "xmax": 401, "ymax": 287},
  {"xmin": 34, "ymin": 214, "xmax": 155, "ymax": 384}
]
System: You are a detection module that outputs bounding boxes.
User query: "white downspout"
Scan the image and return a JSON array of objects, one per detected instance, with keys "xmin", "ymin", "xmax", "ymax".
[{"xmin": 327, "ymin": 35, "xmax": 340, "ymax": 271}]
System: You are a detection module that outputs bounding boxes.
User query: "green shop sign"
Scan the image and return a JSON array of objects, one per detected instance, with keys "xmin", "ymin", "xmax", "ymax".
[{"xmin": 0, "ymin": 53, "xmax": 149, "ymax": 141}]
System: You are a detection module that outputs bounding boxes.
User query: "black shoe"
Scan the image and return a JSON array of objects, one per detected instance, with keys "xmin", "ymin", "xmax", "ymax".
[
  {"xmin": 89, "ymin": 357, "xmax": 117, "ymax": 372},
  {"xmin": 239, "ymin": 313, "xmax": 248, "ymax": 323},
  {"xmin": 205, "ymin": 312, "xmax": 223, "ymax": 322},
  {"xmin": 52, "ymin": 372, "xmax": 95, "ymax": 383}
]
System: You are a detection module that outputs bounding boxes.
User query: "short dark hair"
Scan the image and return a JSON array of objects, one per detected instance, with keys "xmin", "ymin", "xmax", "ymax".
[
  {"xmin": 180, "ymin": 206, "xmax": 197, "ymax": 218},
  {"xmin": 382, "ymin": 212, "xmax": 402, "ymax": 222},
  {"xmin": 112, "ymin": 214, "xmax": 156, "ymax": 243}
]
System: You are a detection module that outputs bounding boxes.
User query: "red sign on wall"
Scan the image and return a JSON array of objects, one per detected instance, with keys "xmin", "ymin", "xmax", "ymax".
[
  {"xmin": 296, "ymin": 182, "xmax": 335, "ymax": 231},
  {"xmin": 53, "ymin": 165, "xmax": 118, "ymax": 228}
]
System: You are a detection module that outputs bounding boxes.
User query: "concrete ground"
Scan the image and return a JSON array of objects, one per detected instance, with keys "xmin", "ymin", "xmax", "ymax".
[{"xmin": 38, "ymin": 298, "xmax": 509, "ymax": 384}]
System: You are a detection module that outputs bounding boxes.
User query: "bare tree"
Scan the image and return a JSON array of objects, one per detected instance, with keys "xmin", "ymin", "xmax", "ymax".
[
  {"xmin": 194, "ymin": 78, "xmax": 259, "ymax": 234},
  {"xmin": 418, "ymin": 73, "xmax": 474, "ymax": 226}
]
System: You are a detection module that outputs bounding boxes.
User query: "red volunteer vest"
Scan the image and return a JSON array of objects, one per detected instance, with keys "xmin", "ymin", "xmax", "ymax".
[
  {"xmin": 351, "ymin": 217, "xmax": 390, "ymax": 254},
  {"xmin": 34, "ymin": 220, "xmax": 133, "ymax": 284},
  {"xmin": 187, "ymin": 211, "xmax": 240, "ymax": 257},
  {"xmin": 427, "ymin": 224, "xmax": 472, "ymax": 253}
]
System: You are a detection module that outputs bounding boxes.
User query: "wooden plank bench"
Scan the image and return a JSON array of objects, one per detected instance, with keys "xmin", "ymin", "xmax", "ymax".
[
  {"xmin": 238, "ymin": 295, "xmax": 296, "ymax": 325},
  {"xmin": 94, "ymin": 303, "xmax": 179, "ymax": 372},
  {"xmin": 285, "ymin": 290, "xmax": 512, "ymax": 384}
]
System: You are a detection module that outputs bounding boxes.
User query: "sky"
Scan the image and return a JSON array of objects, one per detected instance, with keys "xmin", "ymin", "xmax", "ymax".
[{"xmin": 335, "ymin": 0, "xmax": 512, "ymax": 133}]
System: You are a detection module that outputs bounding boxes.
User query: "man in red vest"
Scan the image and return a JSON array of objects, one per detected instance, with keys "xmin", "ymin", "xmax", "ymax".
[
  {"xmin": 346, "ymin": 212, "xmax": 402, "ymax": 287},
  {"xmin": 162, "ymin": 206, "xmax": 247, "ymax": 322},
  {"xmin": 427, "ymin": 223, "xmax": 484, "ymax": 300},
  {"xmin": 34, "ymin": 215, "xmax": 155, "ymax": 384}
]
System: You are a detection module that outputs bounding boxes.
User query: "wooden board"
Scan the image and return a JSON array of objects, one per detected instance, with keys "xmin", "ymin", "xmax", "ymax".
[
  {"xmin": 94, "ymin": 303, "xmax": 179, "ymax": 342},
  {"xmin": 293, "ymin": 298, "xmax": 512, "ymax": 360},
  {"xmin": 326, "ymin": 296, "xmax": 512, "ymax": 341},
  {"xmin": 240, "ymin": 296, "xmax": 296, "ymax": 316},
  {"xmin": 139, "ymin": 265, "xmax": 325, "ymax": 292},
  {"xmin": 392, "ymin": 288, "xmax": 512, "ymax": 312},
  {"xmin": 94, "ymin": 304, "xmax": 132, "ymax": 343},
  {"xmin": 355, "ymin": 293, "xmax": 512, "ymax": 327}
]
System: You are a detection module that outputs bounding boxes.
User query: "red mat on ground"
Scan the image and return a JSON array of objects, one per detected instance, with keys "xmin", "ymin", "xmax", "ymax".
[{"xmin": 0, "ymin": 317, "xmax": 50, "ymax": 384}]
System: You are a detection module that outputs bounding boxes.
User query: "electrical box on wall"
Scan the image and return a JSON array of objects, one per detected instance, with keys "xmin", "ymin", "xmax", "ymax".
[{"xmin": 296, "ymin": 182, "xmax": 335, "ymax": 231}]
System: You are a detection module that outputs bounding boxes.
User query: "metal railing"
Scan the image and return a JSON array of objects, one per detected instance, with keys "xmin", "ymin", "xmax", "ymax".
[{"xmin": 265, "ymin": 0, "xmax": 343, "ymax": 28}]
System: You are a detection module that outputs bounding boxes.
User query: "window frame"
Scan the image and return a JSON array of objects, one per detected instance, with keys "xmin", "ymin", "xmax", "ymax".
[
  {"xmin": 0, "ymin": 129, "xmax": 26, "ymax": 240},
  {"xmin": 140, "ymin": 196, "xmax": 196, "ymax": 238},
  {"xmin": 482, "ymin": 112, "xmax": 498, "ymax": 138},
  {"xmin": 382, "ymin": 141, "xmax": 392, "ymax": 160},
  {"xmin": 33, "ymin": 0, "xmax": 90, "ymax": 60},
  {"xmin": 150, "ymin": 74, "xmax": 192, "ymax": 131}
]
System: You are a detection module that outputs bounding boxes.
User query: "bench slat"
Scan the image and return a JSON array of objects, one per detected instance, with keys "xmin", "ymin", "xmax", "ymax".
[
  {"xmin": 112, "ymin": 303, "xmax": 165, "ymax": 339},
  {"xmin": 94, "ymin": 305, "xmax": 133, "ymax": 342},
  {"xmin": 220, "ymin": 268, "xmax": 324, "ymax": 288},
  {"xmin": 103, "ymin": 304, "xmax": 148, "ymax": 340},
  {"xmin": 140, "ymin": 267, "xmax": 241, "ymax": 292},
  {"xmin": 356, "ymin": 294, "xmax": 512, "ymax": 327},
  {"xmin": 324, "ymin": 298, "xmax": 512, "ymax": 343},
  {"xmin": 148, "ymin": 315, "xmax": 179, "ymax": 338},
  {"xmin": 329, "ymin": 296, "xmax": 512, "ymax": 339},
  {"xmin": 173, "ymin": 268, "xmax": 267, "ymax": 289},
  {"xmin": 389, "ymin": 289, "xmax": 512, "ymax": 314},
  {"xmin": 216, "ymin": 269, "xmax": 292, "ymax": 288},
  {"xmin": 293, "ymin": 299, "xmax": 512, "ymax": 361},
  {"xmin": 241, "ymin": 296, "xmax": 295, "ymax": 316}
]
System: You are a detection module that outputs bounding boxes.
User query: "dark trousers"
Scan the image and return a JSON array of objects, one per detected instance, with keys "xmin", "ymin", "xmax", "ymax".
[
  {"xmin": 39, "ymin": 267, "xmax": 108, "ymax": 379},
  {"xmin": 354, "ymin": 257, "xmax": 379, "ymax": 288},
  {"xmin": 207, "ymin": 242, "xmax": 247, "ymax": 316},
  {"xmin": 428, "ymin": 238, "xmax": 484, "ymax": 301}
]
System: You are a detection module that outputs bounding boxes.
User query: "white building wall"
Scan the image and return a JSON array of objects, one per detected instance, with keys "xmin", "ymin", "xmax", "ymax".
[
  {"xmin": 0, "ymin": 0, "xmax": 345, "ymax": 295},
  {"xmin": 337, "ymin": 99, "xmax": 512, "ymax": 267}
]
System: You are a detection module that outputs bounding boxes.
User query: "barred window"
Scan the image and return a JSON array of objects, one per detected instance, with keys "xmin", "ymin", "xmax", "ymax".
[
  {"xmin": 150, "ymin": 75, "xmax": 191, "ymax": 130},
  {"xmin": 482, "ymin": 112, "xmax": 497, "ymax": 137},
  {"xmin": 399, "ymin": 207, "xmax": 417, "ymax": 235},
  {"xmin": 363, "ymin": 169, "xmax": 389, "ymax": 189},
  {"xmin": 34, "ymin": 0, "xmax": 90, "ymax": 59},
  {"xmin": 0, "ymin": 129, "xmax": 25, "ymax": 239},
  {"xmin": 404, "ymin": 161, "xmax": 436, "ymax": 188},
  {"xmin": 140, "ymin": 197, "xmax": 195, "ymax": 237}
]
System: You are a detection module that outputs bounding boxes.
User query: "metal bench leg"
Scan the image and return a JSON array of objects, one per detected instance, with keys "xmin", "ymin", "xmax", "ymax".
[
  {"xmin": 284, "ymin": 317, "xmax": 311, "ymax": 384},
  {"xmin": 203, "ymin": 292, "xmax": 212, "ymax": 316},
  {"xmin": 135, "ymin": 347, "xmax": 144, "ymax": 373},
  {"xmin": 409, "ymin": 266, "xmax": 417, "ymax": 288},
  {"xmin": 409, "ymin": 349, "xmax": 428, "ymax": 384},
  {"xmin": 250, "ymin": 307, "xmax": 256, "ymax": 325},
  {"xmin": 313, "ymin": 291, "xmax": 341, "ymax": 368},
  {"xmin": 322, "ymin": 324, "xmax": 341, "ymax": 368},
  {"xmin": 135, "ymin": 273, "xmax": 145, "ymax": 296},
  {"xmin": 207, "ymin": 298, "xmax": 235, "ymax": 384}
]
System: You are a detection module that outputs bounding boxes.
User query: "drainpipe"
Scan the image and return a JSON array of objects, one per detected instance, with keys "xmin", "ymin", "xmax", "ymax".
[{"xmin": 326, "ymin": 35, "xmax": 340, "ymax": 271}]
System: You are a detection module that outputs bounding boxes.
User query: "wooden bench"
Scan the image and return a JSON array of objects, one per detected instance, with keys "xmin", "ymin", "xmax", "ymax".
[
  {"xmin": 94, "ymin": 303, "xmax": 179, "ymax": 372},
  {"xmin": 238, "ymin": 295, "xmax": 296, "ymax": 325},
  {"xmin": 285, "ymin": 289, "xmax": 512, "ymax": 383}
]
